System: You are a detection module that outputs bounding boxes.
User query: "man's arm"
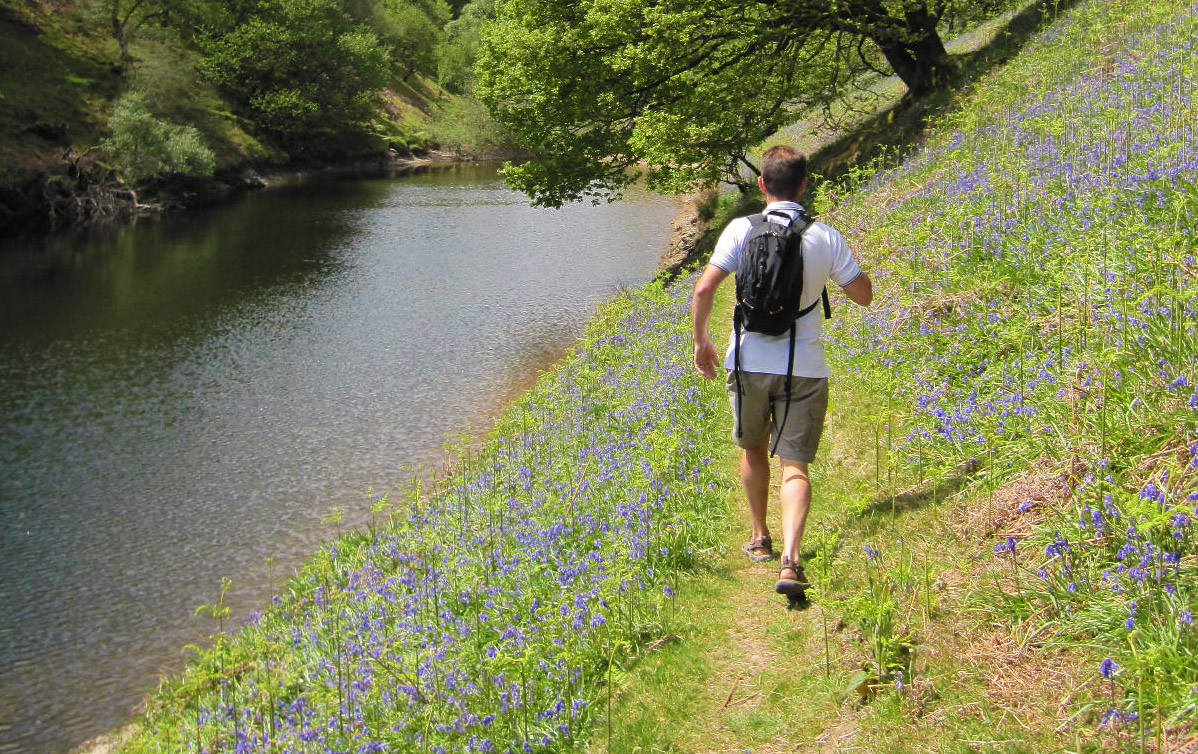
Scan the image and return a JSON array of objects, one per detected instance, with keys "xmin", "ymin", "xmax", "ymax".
[
  {"xmin": 841, "ymin": 272, "xmax": 873, "ymax": 307},
  {"xmin": 691, "ymin": 264, "xmax": 730, "ymax": 380}
]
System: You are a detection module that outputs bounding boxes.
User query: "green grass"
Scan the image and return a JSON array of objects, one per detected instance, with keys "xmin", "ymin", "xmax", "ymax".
[
  {"xmin": 0, "ymin": 0, "xmax": 275, "ymax": 178},
  {"xmin": 0, "ymin": 2, "xmax": 119, "ymax": 176}
]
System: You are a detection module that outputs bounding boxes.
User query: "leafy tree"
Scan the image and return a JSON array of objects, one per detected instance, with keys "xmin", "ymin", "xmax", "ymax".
[
  {"xmin": 373, "ymin": 0, "xmax": 453, "ymax": 79},
  {"xmin": 197, "ymin": 0, "xmax": 391, "ymax": 150},
  {"xmin": 476, "ymin": 0, "xmax": 978, "ymax": 206},
  {"xmin": 436, "ymin": 0, "xmax": 494, "ymax": 92},
  {"xmin": 103, "ymin": 92, "xmax": 216, "ymax": 182},
  {"xmin": 105, "ymin": 0, "xmax": 198, "ymax": 70}
]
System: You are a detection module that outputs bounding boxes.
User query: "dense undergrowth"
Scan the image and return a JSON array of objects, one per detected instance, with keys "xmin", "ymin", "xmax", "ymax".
[
  {"xmin": 809, "ymin": 0, "xmax": 1197, "ymax": 742},
  {"xmin": 0, "ymin": 0, "xmax": 434, "ymax": 174}
]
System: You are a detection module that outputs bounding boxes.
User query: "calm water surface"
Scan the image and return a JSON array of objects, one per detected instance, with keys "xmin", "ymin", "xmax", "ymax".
[{"xmin": 0, "ymin": 165, "xmax": 681, "ymax": 753}]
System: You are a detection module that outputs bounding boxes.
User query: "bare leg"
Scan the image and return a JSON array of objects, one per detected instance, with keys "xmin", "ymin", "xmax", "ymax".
[
  {"xmin": 741, "ymin": 439, "xmax": 771, "ymax": 542},
  {"xmin": 779, "ymin": 459, "xmax": 812, "ymax": 565}
]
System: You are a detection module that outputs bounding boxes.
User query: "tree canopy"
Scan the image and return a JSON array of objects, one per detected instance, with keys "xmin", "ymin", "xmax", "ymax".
[
  {"xmin": 437, "ymin": 0, "xmax": 495, "ymax": 93},
  {"xmin": 476, "ymin": 0, "xmax": 974, "ymax": 207},
  {"xmin": 197, "ymin": 0, "xmax": 394, "ymax": 150}
]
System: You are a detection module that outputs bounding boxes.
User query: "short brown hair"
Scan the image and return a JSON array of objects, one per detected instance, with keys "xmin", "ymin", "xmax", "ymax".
[{"xmin": 760, "ymin": 145, "xmax": 808, "ymax": 200}]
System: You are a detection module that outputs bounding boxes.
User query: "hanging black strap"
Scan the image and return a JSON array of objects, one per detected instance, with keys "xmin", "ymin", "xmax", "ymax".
[
  {"xmin": 770, "ymin": 322, "xmax": 798, "ymax": 457},
  {"xmin": 769, "ymin": 287, "xmax": 829, "ymax": 456},
  {"xmin": 794, "ymin": 286, "xmax": 832, "ymax": 321},
  {"xmin": 733, "ymin": 308, "xmax": 744, "ymax": 438}
]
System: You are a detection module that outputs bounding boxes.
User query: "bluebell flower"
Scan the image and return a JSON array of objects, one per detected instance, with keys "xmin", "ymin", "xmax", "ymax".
[
  {"xmin": 1045, "ymin": 533, "xmax": 1069, "ymax": 558},
  {"xmin": 1139, "ymin": 482, "xmax": 1165, "ymax": 506},
  {"xmin": 1099, "ymin": 658, "xmax": 1118, "ymax": 679}
]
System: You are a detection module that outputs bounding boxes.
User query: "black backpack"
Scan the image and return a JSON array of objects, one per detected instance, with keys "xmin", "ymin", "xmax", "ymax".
[{"xmin": 733, "ymin": 209, "xmax": 831, "ymax": 456}]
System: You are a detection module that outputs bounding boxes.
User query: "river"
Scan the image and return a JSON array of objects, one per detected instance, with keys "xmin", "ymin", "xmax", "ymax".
[{"xmin": 0, "ymin": 165, "xmax": 682, "ymax": 754}]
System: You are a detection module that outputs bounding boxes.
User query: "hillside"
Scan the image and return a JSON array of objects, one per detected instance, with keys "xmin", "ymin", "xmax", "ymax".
[{"xmin": 0, "ymin": 0, "xmax": 473, "ymax": 236}]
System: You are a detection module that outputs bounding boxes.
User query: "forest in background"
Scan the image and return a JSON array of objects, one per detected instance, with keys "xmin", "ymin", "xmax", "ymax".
[{"xmin": 0, "ymin": 0, "xmax": 506, "ymax": 234}]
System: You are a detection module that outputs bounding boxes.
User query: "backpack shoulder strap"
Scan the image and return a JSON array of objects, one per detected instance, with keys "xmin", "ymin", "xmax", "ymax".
[{"xmin": 762, "ymin": 208, "xmax": 800, "ymax": 225}]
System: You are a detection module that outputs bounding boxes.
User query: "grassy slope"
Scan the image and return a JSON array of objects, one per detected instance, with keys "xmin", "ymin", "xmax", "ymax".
[
  {"xmin": 116, "ymin": 283, "xmax": 734, "ymax": 753},
  {"xmin": 0, "ymin": 2, "xmax": 121, "ymax": 178},
  {"xmin": 600, "ymin": 1, "xmax": 1196, "ymax": 752}
]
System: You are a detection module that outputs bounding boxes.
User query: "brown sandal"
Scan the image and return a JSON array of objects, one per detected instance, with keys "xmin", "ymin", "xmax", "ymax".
[
  {"xmin": 775, "ymin": 557, "xmax": 809, "ymax": 597},
  {"xmin": 741, "ymin": 535, "xmax": 774, "ymax": 563}
]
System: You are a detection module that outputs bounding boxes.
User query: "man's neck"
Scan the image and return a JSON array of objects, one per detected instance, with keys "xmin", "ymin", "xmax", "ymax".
[{"xmin": 763, "ymin": 194, "xmax": 802, "ymax": 205}]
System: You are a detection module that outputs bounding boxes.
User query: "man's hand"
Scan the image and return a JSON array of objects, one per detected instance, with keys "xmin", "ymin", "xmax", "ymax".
[
  {"xmin": 694, "ymin": 336, "xmax": 719, "ymax": 380},
  {"xmin": 691, "ymin": 265, "xmax": 729, "ymax": 380}
]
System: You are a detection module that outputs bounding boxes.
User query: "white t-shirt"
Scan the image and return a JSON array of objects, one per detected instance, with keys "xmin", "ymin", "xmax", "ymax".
[{"xmin": 709, "ymin": 201, "xmax": 862, "ymax": 379}]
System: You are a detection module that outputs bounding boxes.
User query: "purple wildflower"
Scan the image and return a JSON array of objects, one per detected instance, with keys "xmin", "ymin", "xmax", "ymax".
[{"xmin": 1100, "ymin": 658, "xmax": 1118, "ymax": 679}]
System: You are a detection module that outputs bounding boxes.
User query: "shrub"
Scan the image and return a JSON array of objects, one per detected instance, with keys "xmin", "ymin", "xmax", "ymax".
[
  {"xmin": 426, "ymin": 90, "xmax": 516, "ymax": 156},
  {"xmin": 103, "ymin": 93, "xmax": 215, "ymax": 183}
]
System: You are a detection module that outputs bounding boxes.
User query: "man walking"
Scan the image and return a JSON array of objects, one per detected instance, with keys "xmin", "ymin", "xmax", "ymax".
[{"xmin": 691, "ymin": 145, "xmax": 873, "ymax": 598}]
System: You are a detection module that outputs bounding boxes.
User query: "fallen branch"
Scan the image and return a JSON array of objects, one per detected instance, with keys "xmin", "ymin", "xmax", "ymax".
[{"xmin": 720, "ymin": 678, "xmax": 740, "ymax": 710}]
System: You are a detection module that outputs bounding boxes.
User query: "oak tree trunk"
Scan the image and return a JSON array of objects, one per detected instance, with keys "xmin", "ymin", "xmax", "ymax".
[{"xmin": 872, "ymin": 6, "xmax": 953, "ymax": 97}]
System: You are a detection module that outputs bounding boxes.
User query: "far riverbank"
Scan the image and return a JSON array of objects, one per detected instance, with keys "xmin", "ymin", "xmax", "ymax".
[{"xmin": 0, "ymin": 146, "xmax": 511, "ymax": 241}]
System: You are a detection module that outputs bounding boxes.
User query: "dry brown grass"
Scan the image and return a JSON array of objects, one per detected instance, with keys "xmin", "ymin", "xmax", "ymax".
[
  {"xmin": 970, "ymin": 628, "xmax": 1091, "ymax": 726},
  {"xmin": 887, "ymin": 284, "xmax": 1004, "ymax": 332},
  {"xmin": 814, "ymin": 702, "xmax": 863, "ymax": 753},
  {"xmin": 948, "ymin": 456, "xmax": 1084, "ymax": 541}
]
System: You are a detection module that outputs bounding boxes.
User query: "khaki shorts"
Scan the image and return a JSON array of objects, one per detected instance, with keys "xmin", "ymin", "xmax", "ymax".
[{"xmin": 726, "ymin": 371, "xmax": 828, "ymax": 462}]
